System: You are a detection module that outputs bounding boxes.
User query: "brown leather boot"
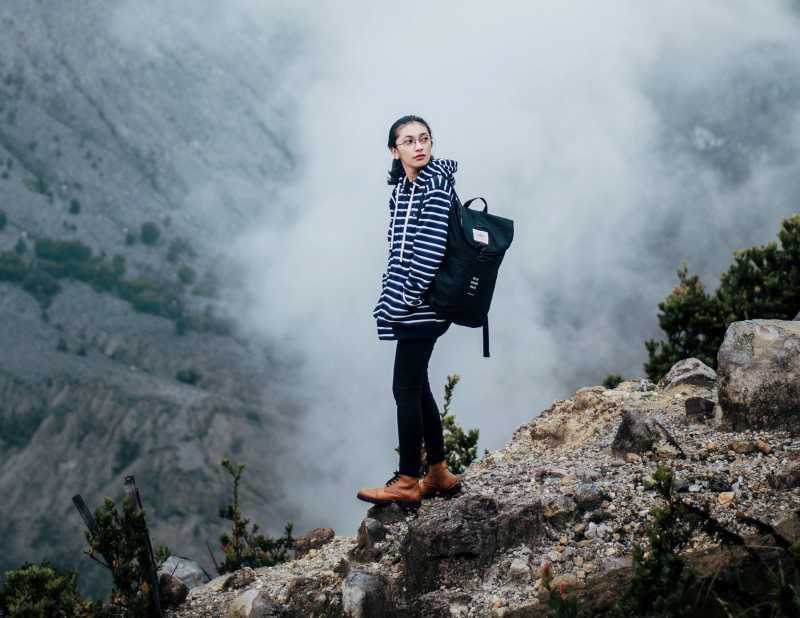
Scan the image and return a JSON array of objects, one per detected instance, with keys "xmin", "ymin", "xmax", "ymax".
[
  {"xmin": 419, "ymin": 461, "xmax": 461, "ymax": 499},
  {"xmin": 356, "ymin": 472, "xmax": 421, "ymax": 508}
]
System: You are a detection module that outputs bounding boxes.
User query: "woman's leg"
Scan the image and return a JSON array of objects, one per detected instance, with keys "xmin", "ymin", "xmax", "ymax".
[
  {"xmin": 420, "ymin": 373, "xmax": 445, "ymax": 466},
  {"xmin": 393, "ymin": 338, "xmax": 436, "ymax": 477}
]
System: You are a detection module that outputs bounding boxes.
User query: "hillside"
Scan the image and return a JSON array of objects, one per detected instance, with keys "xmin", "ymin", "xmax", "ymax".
[
  {"xmin": 0, "ymin": 2, "xmax": 301, "ymax": 596},
  {"xmin": 168, "ymin": 320, "xmax": 800, "ymax": 616}
]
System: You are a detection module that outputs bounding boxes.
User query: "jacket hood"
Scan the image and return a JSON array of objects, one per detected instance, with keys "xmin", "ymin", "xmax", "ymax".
[{"xmin": 414, "ymin": 158, "xmax": 458, "ymax": 185}]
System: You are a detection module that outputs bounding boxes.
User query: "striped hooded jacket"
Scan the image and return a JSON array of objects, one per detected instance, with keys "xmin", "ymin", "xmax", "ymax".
[{"xmin": 373, "ymin": 158, "xmax": 457, "ymax": 340}]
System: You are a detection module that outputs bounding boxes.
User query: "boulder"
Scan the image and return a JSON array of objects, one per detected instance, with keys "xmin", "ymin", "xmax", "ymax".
[
  {"xmin": 685, "ymin": 396, "xmax": 715, "ymax": 422},
  {"xmin": 658, "ymin": 358, "xmax": 717, "ymax": 391},
  {"xmin": 158, "ymin": 555, "xmax": 208, "ymax": 589},
  {"xmin": 717, "ymin": 320, "xmax": 800, "ymax": 430},
  {"xmin": 401, "ymin": 493, "xmax": 545, "ymax": 593},
  {"xmin": 227, "ymin": 589, "xmax": 284, "ymax": 618},
  {"xmin": 293, "ymin": 527, "xmax": 335, "ymax": 557},
  {"xmin": 611, "ymin": 411, "xmax": 659, "ymax": 456},
  {"xmin": 341, "ymin": 571, "xmax": 388, "ymax": 618},
  {"xmin": 350, "ymin": 518, "xmax": 385, "ymax": 562},
  {"xmin": 222, "ymin": 567, "xmax": 256, "ymax": 591},
  {"xmin": 158, "ymin": 572, "xmax": 188, "ymax": 606}
]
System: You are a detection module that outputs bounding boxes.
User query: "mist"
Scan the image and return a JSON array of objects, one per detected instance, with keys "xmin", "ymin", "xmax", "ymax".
[{"xmin": 112, "ymin": 1, "xmax": 800, "ymax": 536}]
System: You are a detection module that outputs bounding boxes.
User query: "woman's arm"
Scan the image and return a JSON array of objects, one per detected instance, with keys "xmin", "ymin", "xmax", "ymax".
[{"xmin": 400, "ymin": 174, "xmax": 452, "ymax": 306}]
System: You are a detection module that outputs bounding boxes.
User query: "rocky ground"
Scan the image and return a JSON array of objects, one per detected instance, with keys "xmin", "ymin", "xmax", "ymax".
[{"xmin": 165, "ymin": 339, "xmax": 800, "ymax": 617}]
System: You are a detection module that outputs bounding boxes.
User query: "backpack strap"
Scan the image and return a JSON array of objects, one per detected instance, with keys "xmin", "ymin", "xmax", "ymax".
[{"xmin": 483, "ymin": 316, "xmax": 490, "ymax": 358}]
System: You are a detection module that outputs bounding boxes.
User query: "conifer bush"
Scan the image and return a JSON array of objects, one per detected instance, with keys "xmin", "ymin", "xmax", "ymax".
[
  {"xmin": 602, "ymin": 374, "xmax": 624, "ymax": 389},
  {"xmin": 645, "ymin": 214, "xmax": 800, "ymax": 381},
  {"xmin": 0, "ymin": 561, "xmax": 98, "ymax": 617},
  {"xmin": 0, "ymin": 208, "xmax": 6, "ymax": 230},
  {"xmin": 82, "ymin": 496, "xmax": 170, "ymax": 616},
  {"xmin": 440, "ymin": 374, "xmax": 480, "ymax": 474},
  {"xmin": 214, "ymin": 458, "xmax": 294, "ymax": 574}
]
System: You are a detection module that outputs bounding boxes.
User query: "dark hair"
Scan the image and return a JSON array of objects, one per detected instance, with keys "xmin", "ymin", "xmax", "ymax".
[{"xmin": 386, "ymin": 115, "xmax": 433, "ymax": 185}]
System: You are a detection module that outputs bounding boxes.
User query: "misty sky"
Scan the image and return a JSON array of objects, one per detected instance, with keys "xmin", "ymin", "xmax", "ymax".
[{"xmin": 113, "ymin": 0, "xmax": 800, "ymax": 534}]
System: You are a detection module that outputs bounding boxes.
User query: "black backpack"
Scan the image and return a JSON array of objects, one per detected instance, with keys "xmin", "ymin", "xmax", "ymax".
[{"xmin": 427, "ymin": 193, "xmax": 514, "ymax": 357}]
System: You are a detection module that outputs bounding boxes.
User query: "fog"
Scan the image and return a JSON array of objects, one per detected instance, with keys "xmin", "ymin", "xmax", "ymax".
[{"xmin": 117, "ymin": 1, "xmax": 800, "ymax": 535}]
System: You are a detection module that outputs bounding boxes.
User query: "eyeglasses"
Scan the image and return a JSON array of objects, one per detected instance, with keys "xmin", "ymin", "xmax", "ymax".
[{"xmin": 395, "ymin": 134, "xmax": 431, "ymax": 148}]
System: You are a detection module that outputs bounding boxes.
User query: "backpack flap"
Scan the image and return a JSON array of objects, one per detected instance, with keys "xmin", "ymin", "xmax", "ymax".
[{"xmin": 459, "ymin": 198, "xmax": 515, "ymax": 255}]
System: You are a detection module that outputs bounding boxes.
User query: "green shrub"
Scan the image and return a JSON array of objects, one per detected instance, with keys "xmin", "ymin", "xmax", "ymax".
[
  {"xmin": 0, "ymin": 208, "xmax": 6, "ymax": 230},
  {"xmin": 14, "ymin": 237, "xmax": 26, "ymax": 255},
  {"xmin": 645, "ymin": 214, "xmax": 800, "ymax": 381},
  {"xmin": 68, "ymin": 199, "xmax": 81, "ymax": 214},
  {"xmin": 602, "ymin": 374, "xmax": 624, "ymax": 389},
  {"xmin": 34, "ymin": 238, "xmax": 92, "ymax": 263},
  {"xmin": 0, "ymin": 561, "xmax": 97, "ymax": 617},
  {"xmin": 124, "ymin": 231, "xmax": 136, "ymax": 246},
  {"xmin": 440, "ymin": 374, "xmax": 480, "ymax": 474},
  {"xmin": 609, "ymin": 467, "xmax": 701, "ymax": 617},
  {"xmin": 214, "ymin": 458, "xmax": 294, "ymax": 574},
  {"xmin": 140, "ymin": 222, "xmax": 160, "ymax": 246},
  {"xmin": 176, "ymin": 368, "xmax": 202, "ymax": 385},
  {"xmin": 82, "ymin": 495, "xmax": 170, "ymax": 615}
]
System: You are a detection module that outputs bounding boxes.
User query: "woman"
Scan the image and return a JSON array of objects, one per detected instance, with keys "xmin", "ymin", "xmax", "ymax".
[{"xmin": 356, "ymin": 115, "xmax": 462, "ymax": 508}]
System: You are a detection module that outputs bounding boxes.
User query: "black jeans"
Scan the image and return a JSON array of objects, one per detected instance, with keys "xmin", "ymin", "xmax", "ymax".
[{"xmin": 393, "ymin": 338, "xmax": 445, "ymax": 477}]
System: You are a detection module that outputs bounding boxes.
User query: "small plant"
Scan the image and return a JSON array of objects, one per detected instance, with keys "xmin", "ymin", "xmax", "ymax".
[
  {"xmin": 0, "ymin": 561, "xmax": 98, "ymax": 617},
  {"xmin": 602, "ymin": 374, "xmax": 624, "ymax": 389},
  {"xmin": 56, "ymin": 337, "xmax": 68, "ymax": 352},
  {"xmin": 14, "ymin": 237, "xmax": 26, "ymax": 255},
  {"xmin": 81, "ymin": 495, "xmax": 170, "ymax": 616},
  {"xmin": 125, "ymin": 231, "xmax": 136, "ymax": 246},
  {"xmin": 140, "ymin": 222, "xmax": 161, "ymax": 246},
  {"xmin": 214, "ymin": 458, "xmax": 294, "ymax": 574},
  {"xmin": 176, "ymin": 368, "xmax": 202, "ymax": 385},
  {"xmin": 0, "ymin": 208, "xmax": 6, "ymax": 230},
  {"xmin": 440, "ymin": 374, "xmax": 480, "ymax": 474},
  {"xmin": 610, "ymin": 466, "xmax": 702, "ymax": 617},
  {"xmin": 68, "ymin": 199, "xmax": 81, "ymax": 214},
  {"xmin": 539, "ymin": 562, "xmax": 581, "ymax": 617}
]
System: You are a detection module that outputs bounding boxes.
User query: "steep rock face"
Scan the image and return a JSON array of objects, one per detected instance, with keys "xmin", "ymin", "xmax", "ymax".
[
  {"xmin": 171, "ymin": 368, "xmax": 800, "ymax": 616},
  {"xmin": 718, "ymin": 320, "xmax": 800, "ymax": 431},
  {"xmin": 0, "ymin": 4, "xmax": 308, "ymax": 598},
  {"xmin": 0, "ymin": 278, "xmax": 303, "ymax": 596}
]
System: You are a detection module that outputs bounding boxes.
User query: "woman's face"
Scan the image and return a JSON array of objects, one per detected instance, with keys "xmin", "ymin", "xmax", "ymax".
[{"xmin": 390, "ymin": 121, "xmax": 432, "ymax": 175}]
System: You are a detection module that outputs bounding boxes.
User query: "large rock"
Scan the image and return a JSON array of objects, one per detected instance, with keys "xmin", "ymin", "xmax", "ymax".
[
  {"xmin": 611, "ymin": 411, "xmax": 659, "ymax": 456},
  {"xmin": 293, "ymin": 527, "xmax": 335, "ymax": 557},
  {"xmin": 401, "ymin": 494, "xmax": 545, "ymax": 593},
  {"xmin": 158, "ymin": 556, "xmax": 208, "ymax": 590},
  {"xmin": 718, "ymin": 320, "xmax": 800, "ymax": 430},
  {"xmin": 227, "ymin": 589, "xmax": 284, "ymax": 618},
  {"xmin": 158, "ymin": 572, "xmax": 189, "ymax": 606},
  {"xmin": 341, "ymin": 571, "xmax": 388, "ymax": 618},
  {"xmin": 658, "ymin": 358, "xmax": 717, "ymax": 391}
]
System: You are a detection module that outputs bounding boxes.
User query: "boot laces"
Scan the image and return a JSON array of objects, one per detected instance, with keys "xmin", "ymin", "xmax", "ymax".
[{"xmin": 385, "ymin": 471, "xmax": 402, "ymax": 486}]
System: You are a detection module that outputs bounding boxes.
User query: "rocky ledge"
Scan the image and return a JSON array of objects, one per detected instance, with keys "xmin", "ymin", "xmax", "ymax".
[{"xmin": 167, "ymin": 320, "xmax": 800, "ymax": 617}]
